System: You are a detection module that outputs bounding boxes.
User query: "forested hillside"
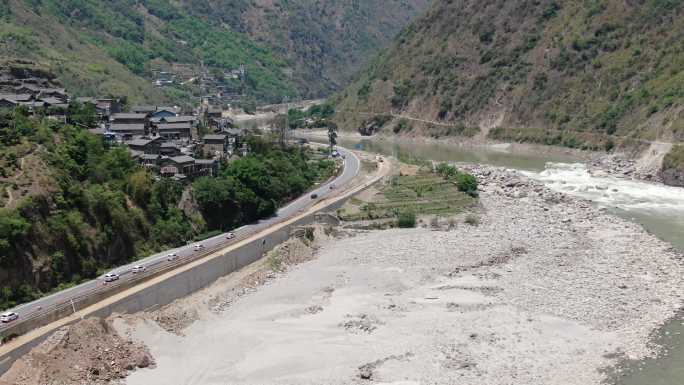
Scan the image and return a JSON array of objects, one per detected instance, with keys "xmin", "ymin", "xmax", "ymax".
[
  {"xmin": 0, "ymin": 0, "xmax": 429, "ymax": 104},
  {"xmin": 335, "ymin": 0, "xmax": 684, "ymax": 151},
  {"xmin": 180, "ymin": 0, "xmax": 431, "ymax": 97},
  {"xmin": 0, "ymin": 106, "xmax": 334, "ymax": 310},
  {"xmin": 0, "ymin": 0, "xmax": 295, "ymax": 104}
]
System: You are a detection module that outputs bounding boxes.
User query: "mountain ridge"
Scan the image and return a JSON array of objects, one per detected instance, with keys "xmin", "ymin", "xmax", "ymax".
[
  {"xmin": 334, "ymin": 0, "xmax": 684, "ymax": 153},
  {"xmin": 0, "ymin": 0, "xmax": 430, "ymax": 104}
]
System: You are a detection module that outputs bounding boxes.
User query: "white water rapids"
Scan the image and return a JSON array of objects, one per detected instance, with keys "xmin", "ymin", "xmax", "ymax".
[{"xmin": 524, "ymin": 162, "xmax": 684, "ymax": 249}]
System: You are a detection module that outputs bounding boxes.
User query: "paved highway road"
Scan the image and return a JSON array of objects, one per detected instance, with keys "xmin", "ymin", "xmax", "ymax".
[{"xmin": 0, "ymin": 147, "xmax": 360, "ymax": 332}]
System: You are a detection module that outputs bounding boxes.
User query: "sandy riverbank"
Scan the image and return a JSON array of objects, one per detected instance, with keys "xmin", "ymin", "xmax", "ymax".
[{"xmin": 116, "ymin": 164, "xmax": 683, "ymax": 385}]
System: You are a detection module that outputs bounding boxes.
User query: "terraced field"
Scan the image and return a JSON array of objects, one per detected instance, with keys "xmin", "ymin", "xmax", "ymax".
[{"xmin": 338, "ymin": 172, "xmax": 475, "ymax": 222}]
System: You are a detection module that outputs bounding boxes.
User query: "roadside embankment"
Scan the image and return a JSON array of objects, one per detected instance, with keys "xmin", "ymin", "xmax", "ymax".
[{"xmin": 116, "ymin": 162, "xmax": 683, "ymax": 385}]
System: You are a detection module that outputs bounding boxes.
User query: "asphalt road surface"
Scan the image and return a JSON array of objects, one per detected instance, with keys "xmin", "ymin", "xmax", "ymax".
[{"xmin": 0, "ymin": 147, "xmax": 360, "ymax": 332}]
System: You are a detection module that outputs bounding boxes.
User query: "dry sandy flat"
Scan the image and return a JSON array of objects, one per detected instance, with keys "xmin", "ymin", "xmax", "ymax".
[{"xmin": 121, "ymin": 166, "xmax": 683, "ymax": 385}]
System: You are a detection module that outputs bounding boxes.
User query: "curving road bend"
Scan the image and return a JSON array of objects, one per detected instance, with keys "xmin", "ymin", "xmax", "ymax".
[{"xmin": 0, "ymin": 147, "xmax": 360, "ymax": 335}]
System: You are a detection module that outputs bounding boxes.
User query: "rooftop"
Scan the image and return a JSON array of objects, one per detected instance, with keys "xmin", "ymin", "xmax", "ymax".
[
  {"xmin": 157, "ymin": 123, "xmax": 192, "ymax": 130},
  {"xmin": 112, "ymin": 113, "xmax": 148, "ymax": 120},
  {"xmin": 203, "ymin": 134, "xmax": 227, "ymax": 141},
  {"xmin": 170, "ymin": 155, "xmax": 196, "ymax": 164},
  {"xmin": 132, "ymin": 105, "xmax": 156, "ymax": 113},
  {"xmin": 155, "ymin": 115, "xmax": 196, "ymax": 123},
  {"xmin": 14, "ymin": 84, "xmax": 41, "ymax": 92},
  {"xmin": 0, "ymin": 94, "xmax": 33, "ymax": 102},
  {"xmin": 110, "ymin": 123, "xmax": 145, "ymax": 131},
  {"xmin": 223, "ymin": 128, "xmax": 244, "ymax": 136},
  {"xmin": 40, "ymin": 97, "xmax": 64, "ymax": 105},
  {"xmin": 155, "ymin": 106, "xmax": 181, "ymax": 114},
  {"xmin": 40, "ymin": 88, "xmax": 67, "ymax": 95},
  {"xmin": 126, "ymin": 138, "xmax": 153, "ymax": 147}
]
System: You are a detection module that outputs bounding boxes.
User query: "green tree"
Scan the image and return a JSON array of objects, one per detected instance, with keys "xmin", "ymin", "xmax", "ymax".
[
  {"xmin": 128, "ymin": 169, "xmax": 154, "ymax": 208},
  {"xmin": 0, "ymin": 209, "xmax": 30, "ymax": 267},
  {"xmin": 149, "ymin": 178, "xmax": 184, "ymax": 220},
  {"xmin": 436, "ymin": 163, "xmax": 458, "ymax": 179},
  {"xmin": 327, "ymin": 122, "xmax": 338, "ymax": 154},
  {"xmin": 397, "ymin": 211, "xmax": 416, "ymax": 228},
  {"xmin": 456, "ymin": 173, "xmax": 478, "ymax": 197},
  {"xmin": 67, "ymin": 102, "xmax": 99, "ymax": 128},
  {"xmin": 193, "ymin": 176, "xmax": 242, "ymax": 230}
]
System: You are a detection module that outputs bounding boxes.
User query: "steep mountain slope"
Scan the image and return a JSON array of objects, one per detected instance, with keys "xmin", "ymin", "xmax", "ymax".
[
  {"xmin": 335, "ymin": 0, "xmax": 684, "ymax": 150},
  {"xmin": 181, "ymin": 0, "xmax": 431, "ymax": 97},
  {"xmin": 0, "ymin": 0, "xmax": 295, "ymax": 104},
  {"xmin": 0, "ymin": 0, "xmax": 429, "ymax": 104}
]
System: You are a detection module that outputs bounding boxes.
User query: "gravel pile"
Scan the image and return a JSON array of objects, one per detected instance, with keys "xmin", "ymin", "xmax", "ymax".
[
  {"xmin": 587, "ymin": 153, "xmax": 663, "ymax": 182},
  {"xmin": 0, "ymin": 318, "xmax": 154, "ymax": 385},
  {"xmin": 464, "ymin": 165, "xmax": 684, "ymax": 358}
]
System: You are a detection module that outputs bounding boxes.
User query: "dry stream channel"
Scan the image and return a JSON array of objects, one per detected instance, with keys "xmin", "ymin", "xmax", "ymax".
[{"xmin": 329, "ymin": 137, "xmax": 684, "ymax": 385}]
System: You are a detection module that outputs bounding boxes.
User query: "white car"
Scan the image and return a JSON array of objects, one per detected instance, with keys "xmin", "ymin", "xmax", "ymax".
[
  {"xmin": 194, "ymin": 244, "xmax": 205, "ymax": 251},
  {"xmin": 103, "ymin": 273, "xmax": 119, "ymax": 282},
  {"xmin": 132, "ymin": 265, "xmax": 146, "ymax": 274},
  {"xmin": 226, "ymin": 232, "xmax": 235, "ymax": 240},
  {"xmin": 0, "ymin": 311, "xmax": 18, "ymax": 323},
  {"xmin": 167, "ymin": 253, "xmax": 178, "ymax": 261}
]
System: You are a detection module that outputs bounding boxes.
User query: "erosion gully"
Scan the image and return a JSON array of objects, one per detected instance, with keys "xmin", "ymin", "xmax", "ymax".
[{"xmin": 324, "ymin": 136, "xmax": 684, "ymax": 385}]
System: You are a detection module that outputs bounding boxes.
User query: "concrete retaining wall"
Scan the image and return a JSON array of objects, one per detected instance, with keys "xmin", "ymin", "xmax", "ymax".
[{"xmin": 0, "ymin": 199, "xmax": 348, "ymax": 375}]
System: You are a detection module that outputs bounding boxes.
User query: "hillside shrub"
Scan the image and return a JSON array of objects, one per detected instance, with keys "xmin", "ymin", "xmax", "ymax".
[
  {"xmin": 397, "ymin": 211, "xmax": 416, "ymax": 228},
  {"xmin": 456, "ymin": 173, "xmax": 479, "ymax": 197},
  {"xmin": 464, "ymin": 214, "xmax": 480, "ymax": 226}
]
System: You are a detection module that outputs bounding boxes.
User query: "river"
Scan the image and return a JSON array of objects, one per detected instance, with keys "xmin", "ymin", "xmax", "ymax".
[{"xmin": 329, "ymin": 136, "xmax": 684, "ymax": 385}]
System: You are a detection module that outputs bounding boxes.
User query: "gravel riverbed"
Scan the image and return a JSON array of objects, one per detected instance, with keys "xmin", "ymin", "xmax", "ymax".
[{"xmin": 118, "ymin": 164, "xmax": 683, "ymax": 385}]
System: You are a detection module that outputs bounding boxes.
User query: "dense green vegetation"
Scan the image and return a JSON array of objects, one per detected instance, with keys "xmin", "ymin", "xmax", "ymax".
[
  {"xmin": 193, "ymin": 137, "xmax": 335, "ymax": 230},
  {"xmin": 435, "ymin": 163, "xmax": 479, "ymax": 197},
  {"xmin": 0, "ymin": 107, "xmax": 333, "ymax": 310},
  {"xmin": 335, "ymin": 0, "xmax": 684, "ymax": 152},
  {"xmin": 182, "ymin": 0, "xmax": 430, "ymax": 97},
  {"xmin": 397, "ymin": 210, "xmax": 416, "ymax": 228},
  {"xmin": 287, "ymin": 103, "xmax": 335, "ymax": 129}
]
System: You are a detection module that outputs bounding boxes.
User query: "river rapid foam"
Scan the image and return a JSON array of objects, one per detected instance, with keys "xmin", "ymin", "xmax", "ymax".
[{"xmin": 524, "ymin": 162, "xmax": 684, "ymax": 224}]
